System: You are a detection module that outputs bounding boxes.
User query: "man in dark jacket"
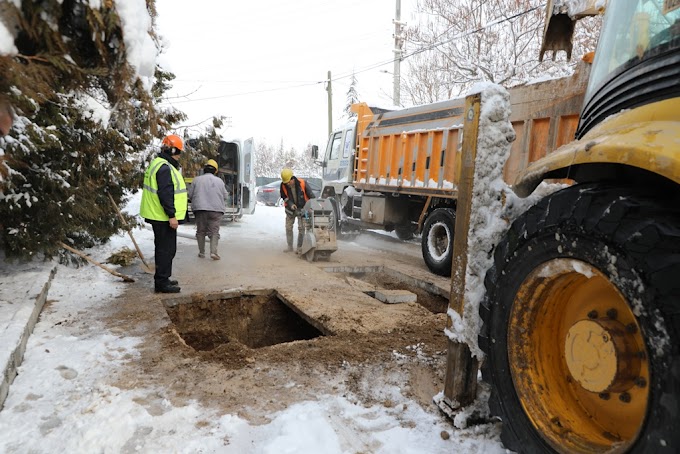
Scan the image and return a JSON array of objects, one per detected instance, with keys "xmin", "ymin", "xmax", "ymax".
[
  {"xmin": 140, "ymin": 134, "xmax": 188, "ymax": 293},
  {"xmin": 279, "ymin": 168, "xmax": 315, "ymax": 253}
]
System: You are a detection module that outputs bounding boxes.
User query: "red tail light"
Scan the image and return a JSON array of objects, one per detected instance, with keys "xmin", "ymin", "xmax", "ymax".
[{"xmin": 263, "ymin": 188, "xmax": 275, "ymax": 193}]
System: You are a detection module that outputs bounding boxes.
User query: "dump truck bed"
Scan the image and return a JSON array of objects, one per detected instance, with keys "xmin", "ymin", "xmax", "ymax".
[{"xmin": 352, "ymin": 63, "xmax": 590, "ymax": 195}]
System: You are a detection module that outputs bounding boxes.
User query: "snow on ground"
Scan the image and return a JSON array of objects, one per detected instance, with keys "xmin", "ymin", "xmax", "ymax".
[{"xmin": 0, "ymin": 196, "xmax": 508, "ymax": 453}]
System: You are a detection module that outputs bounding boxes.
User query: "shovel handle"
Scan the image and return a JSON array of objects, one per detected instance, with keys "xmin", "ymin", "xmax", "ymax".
[{"xmin": 107, "ymin": 193, "xmax": 150, "ymax": 268}]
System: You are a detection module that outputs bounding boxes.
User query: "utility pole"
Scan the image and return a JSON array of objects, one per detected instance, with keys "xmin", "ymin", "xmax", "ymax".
[
  {"xmin": 326, "ymin": 70, "xmax": 333, "ymax": 136},
  {"xmin": 392, "ymin": 0, "xmax": 404, "ymax": 106}
]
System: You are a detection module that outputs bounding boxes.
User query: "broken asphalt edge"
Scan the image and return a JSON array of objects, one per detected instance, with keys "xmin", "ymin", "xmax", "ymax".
[{"xmin": 0, "ymin": 265, "xmax": 57, "ymax": 411}]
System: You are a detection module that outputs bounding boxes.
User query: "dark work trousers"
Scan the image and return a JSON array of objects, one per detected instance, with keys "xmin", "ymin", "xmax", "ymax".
[{"xmin": 151, "ymin": 221, "xmax": 177, "ymax": 286}]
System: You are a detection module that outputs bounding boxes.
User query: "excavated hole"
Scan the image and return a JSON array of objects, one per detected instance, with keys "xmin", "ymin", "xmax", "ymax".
[
  {"xmin": 325, "ymin": 266, "xmax": 449, "ymax": 314},
  {"xmin": 164, "ymin": 291, "xmax": 324, "ymax": 351}
]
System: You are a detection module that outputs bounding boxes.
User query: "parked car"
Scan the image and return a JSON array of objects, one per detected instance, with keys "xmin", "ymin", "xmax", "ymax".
[
  {"xmin": 256, "ymin": 178, "xmax": 322, "ymax": 206},
  {"xmin": 256, "ymin": 180, "xmax": 282, "ymax": 206}
]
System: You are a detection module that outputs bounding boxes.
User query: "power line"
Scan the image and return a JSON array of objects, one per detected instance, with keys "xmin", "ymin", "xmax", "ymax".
[{"xmin": 161, "ymin": 3, "xmax": 546, "ymax": 105}]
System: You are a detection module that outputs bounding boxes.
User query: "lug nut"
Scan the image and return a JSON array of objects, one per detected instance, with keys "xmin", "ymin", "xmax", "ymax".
[
  {"xmin": 619, "ymin": 392, "xmax": 631, "ymax": 403},
  {"xmin": 587, "ymin": 310, "xmax": 598, "ymax": 319},
  {"xmin": 635, "ymin": 377, "xmax": 647, "ymax": 388},
  {"xmin": 626, "ymin": 323, "xmax": 637, "ymax": 334},
  {"xmin": 606, "ymin": 308, "xmax": 618, "ymax": 320},
  {"xmin": 598, "ymin": 392, "xmax": 610, "ymax": 400}
]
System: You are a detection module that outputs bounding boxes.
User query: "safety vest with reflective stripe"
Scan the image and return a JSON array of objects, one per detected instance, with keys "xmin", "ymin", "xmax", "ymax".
[
  {"xmin": 280, "ymin": 178, "xmax": 310, "ymax": 205},
  {"xmin": 140, "ymin": 157, "xmax": 188, "ymax": 221}
]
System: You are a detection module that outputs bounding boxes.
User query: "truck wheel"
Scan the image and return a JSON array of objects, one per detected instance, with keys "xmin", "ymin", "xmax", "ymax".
[
  {"xmin": 328, "ymin": 197, "xmax": 341, "ymax": 234},
  {"xmin": 421, "ymin": 208, "xmax": 455, "ymax": 276},
  {"xmin": 479, "ymin": 184, "xmax": 680, "ymax": 454},
  {"xmin": 395, "ymin": 224, "xmax": 416, "ymax": 240}
]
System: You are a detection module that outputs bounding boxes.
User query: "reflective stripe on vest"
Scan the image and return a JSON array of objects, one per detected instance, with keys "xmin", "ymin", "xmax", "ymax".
[
  {"xmin": 140, "ymin": 157, "xmax": 188, "ymax": 221},
  {"xmin": 281, "ymin": 178, "xmax": 309, "ymax": 204}
]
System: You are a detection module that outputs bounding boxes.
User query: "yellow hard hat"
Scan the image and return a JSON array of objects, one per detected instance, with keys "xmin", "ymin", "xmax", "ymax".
[
  {"xmin": 281, "ymin": 168, "xmax": 293, "ymax": 184},
  {"xmin": 206, "ymin": 159, "xmax": 218, "ymax": 169}
]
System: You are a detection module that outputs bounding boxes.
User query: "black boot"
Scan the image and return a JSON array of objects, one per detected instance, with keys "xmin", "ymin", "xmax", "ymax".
[{"xmin": 155, "ymin": 282, "xmax": 181, "ymax": 293}]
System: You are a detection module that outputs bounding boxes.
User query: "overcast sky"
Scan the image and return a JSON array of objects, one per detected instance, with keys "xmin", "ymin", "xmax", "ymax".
[{"xmin": 155, "ymin": 0, "xmax": 416, "ymax": 151}]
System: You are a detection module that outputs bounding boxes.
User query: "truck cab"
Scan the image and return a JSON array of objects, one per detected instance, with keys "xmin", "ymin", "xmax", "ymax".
[{"xmin": 319, "ymin": 121, "xmax": 356, "ymax": 200}]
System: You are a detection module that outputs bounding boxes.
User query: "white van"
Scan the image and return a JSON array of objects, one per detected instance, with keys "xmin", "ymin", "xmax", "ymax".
[
  {"xmin": 216, "ymin": 137, "xmax": 256, "ymax": 220},
  {"xmin": 186, "ymin": 137, "xmax": 256, "ymax": 222}
]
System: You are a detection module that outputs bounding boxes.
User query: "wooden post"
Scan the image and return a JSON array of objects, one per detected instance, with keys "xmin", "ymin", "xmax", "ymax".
[{"xmin": 441, "ymin": 93, "xmax": 481, "ymax": 410}]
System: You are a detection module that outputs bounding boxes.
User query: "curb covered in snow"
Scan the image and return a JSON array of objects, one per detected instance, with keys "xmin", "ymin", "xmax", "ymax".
[{"xmin": 0, "ymin": 265, "xmax": 57, "ymax": 410}]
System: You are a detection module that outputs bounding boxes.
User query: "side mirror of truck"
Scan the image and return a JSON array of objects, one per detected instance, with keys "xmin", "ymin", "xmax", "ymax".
[{"xmin": 311, "ymin": 145, "xmax": 319, "ymax": 160}]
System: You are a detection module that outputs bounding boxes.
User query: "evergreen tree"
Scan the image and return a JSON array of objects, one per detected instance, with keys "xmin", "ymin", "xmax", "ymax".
[
  {"xmin": 253, "ymin": 141, "xmax": 278, "ymax": 178},
  {"xmin": 183, "ymin": 116, "xmax": 225, "ymax": 178},
  {"xmin": 343, "ymin": 71, "xmax": 360, "ymax": 120},
  {"xmin": 0, "ymin": 1, "xmax": 184, "ymax": 260}
]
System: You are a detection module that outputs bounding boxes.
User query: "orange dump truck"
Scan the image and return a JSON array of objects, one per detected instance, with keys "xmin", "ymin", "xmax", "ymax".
[{"xmin": 315, "ymin": 65, "xmax": 590, "ymax": 275}]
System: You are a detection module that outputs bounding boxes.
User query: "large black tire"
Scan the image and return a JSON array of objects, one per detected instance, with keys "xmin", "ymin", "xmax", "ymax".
[
  {"xmin": 421, "ymin": 208, "xmax": 456, "ymax": 276},
  {"xmin": 480, "ymin": 184, "xmax": 680, "ymax": 454},
  {"xmin": 395, "ymin": 224, "xmax": 416, "ymax": 240}
]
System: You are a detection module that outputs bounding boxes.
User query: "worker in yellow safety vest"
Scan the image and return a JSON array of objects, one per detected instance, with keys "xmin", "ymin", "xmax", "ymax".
[{"xmin": 140, "ymin": 134, "xmax": 188, "ymax": 293}]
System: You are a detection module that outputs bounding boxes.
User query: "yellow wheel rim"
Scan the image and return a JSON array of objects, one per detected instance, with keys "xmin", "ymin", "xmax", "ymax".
[{"xmin": 509, "ymin": 259, "xmax": 649, "ymax": 453}]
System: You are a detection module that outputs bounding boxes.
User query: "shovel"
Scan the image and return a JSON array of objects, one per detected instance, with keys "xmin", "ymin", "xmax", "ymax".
[{"xmin": 108, "ymin": 193, "xmax": 154, "ymax": 273}]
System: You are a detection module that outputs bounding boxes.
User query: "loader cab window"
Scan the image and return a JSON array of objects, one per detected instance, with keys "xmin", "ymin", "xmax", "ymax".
[
  {"xmin": 588, "ymin": 0, "xmax": 680, "ymax": 98},
  {"xmin": 578, "ymin": 0, "xmax": 680, "ymax": 137},
  {"xmin": 326, "ymin": 131, "xmax": 343, "ymax": 161}
]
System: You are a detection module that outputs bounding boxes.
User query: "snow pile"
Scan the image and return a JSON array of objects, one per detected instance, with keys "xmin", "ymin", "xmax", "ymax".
[
  {"xmin": 115, "ymin": 0, "xmax": 158, "ymax": 81},
  {"xmin": 0, "ymin": 19, "xmax": 17, "ymax": 56},
  {"xmin": 560, "ymin": 0, "xmax": 607, "ymax": 17}
]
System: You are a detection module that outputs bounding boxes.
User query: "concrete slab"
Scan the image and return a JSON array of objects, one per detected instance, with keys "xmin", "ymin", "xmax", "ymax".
[{"xmin": 373, "ymin": 289, "xmax": 417, "ymax": 304}]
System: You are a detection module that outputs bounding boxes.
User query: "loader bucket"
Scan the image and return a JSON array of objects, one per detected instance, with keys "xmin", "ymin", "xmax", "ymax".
[
  {"xmin": 539, "ymin": 2, "xmax": 575, "ymax": 61},
  {"xmin": 539, "ymin": 0, "xmax": 606, "ymax": 62}
]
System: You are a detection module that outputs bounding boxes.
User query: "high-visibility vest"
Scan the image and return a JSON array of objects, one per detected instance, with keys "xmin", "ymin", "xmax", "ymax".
[
  {"xmin": 281, "ymin": 178, "xmax": 310, "ymax": 205},
  {"xmin": 140, "ymin": 157, "xmax": 188, "ymax": 221}
]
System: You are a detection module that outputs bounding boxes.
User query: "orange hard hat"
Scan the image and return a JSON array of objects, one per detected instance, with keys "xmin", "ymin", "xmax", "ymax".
[{"xmin": 162, "ymin": 134, "xmax": 184, "ymax": 152}]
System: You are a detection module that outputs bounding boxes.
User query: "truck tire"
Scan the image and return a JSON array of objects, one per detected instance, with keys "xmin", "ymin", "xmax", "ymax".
[
  {"xmin": 328, "ymin": 197, "xmax": 341, "ymax": 234},
  {"xmin": 395, "ymin": 224, "xmax": 416, "ymax": 240},
  {"xmin": 421, "ymin": 208, "xmax": 455, "ymax": 276},
  {"xmin": 479, "ymin": 184, "xmax": 680, "ymax": 454}
]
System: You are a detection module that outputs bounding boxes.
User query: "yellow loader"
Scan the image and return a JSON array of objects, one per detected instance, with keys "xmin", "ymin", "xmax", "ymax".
[{"xmin": 480, "ymin": 1, "xmax": 680, "ymax": 453}]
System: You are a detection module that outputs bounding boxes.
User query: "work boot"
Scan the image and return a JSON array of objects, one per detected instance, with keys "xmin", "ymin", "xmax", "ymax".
[
  {"xmin": 283, "ymin": 246, "xmax": 294, "ymax": 253},
  {"xmin": 197, "ymin": 235, "xmax": 206, "ymax": 258},
  {"xmin": 209, "ymin": 236, "xmax": 220, "ymax": 260},
  {"xmin": 168, "ymin": 279, "xmax": 178, "ymax": 286},
  {"xmin": 155, "ymin": 282, "xmax": 181, "ymax": 293}
]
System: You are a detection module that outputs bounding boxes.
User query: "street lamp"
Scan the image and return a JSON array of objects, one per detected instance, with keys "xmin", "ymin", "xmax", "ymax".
[{"xmin": 379, "ymin": 69, "xmax": 400, "ymax": 106}]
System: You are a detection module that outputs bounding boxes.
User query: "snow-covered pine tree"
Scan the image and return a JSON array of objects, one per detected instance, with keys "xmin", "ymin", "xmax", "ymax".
[
  {"xmin": 182, "ymin": 116, "xmax": 226, "ymax": 178},
  {"xmin": 343, "ymin": 71, "xmax": 360, "ymax": 120},
  {"xmin": 253, "ymin": 142, "xmax": 278, "ymax": 178},
  {"xmin": 0, "ymin": 1, "xmax": 184, "ymax": 260}
]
